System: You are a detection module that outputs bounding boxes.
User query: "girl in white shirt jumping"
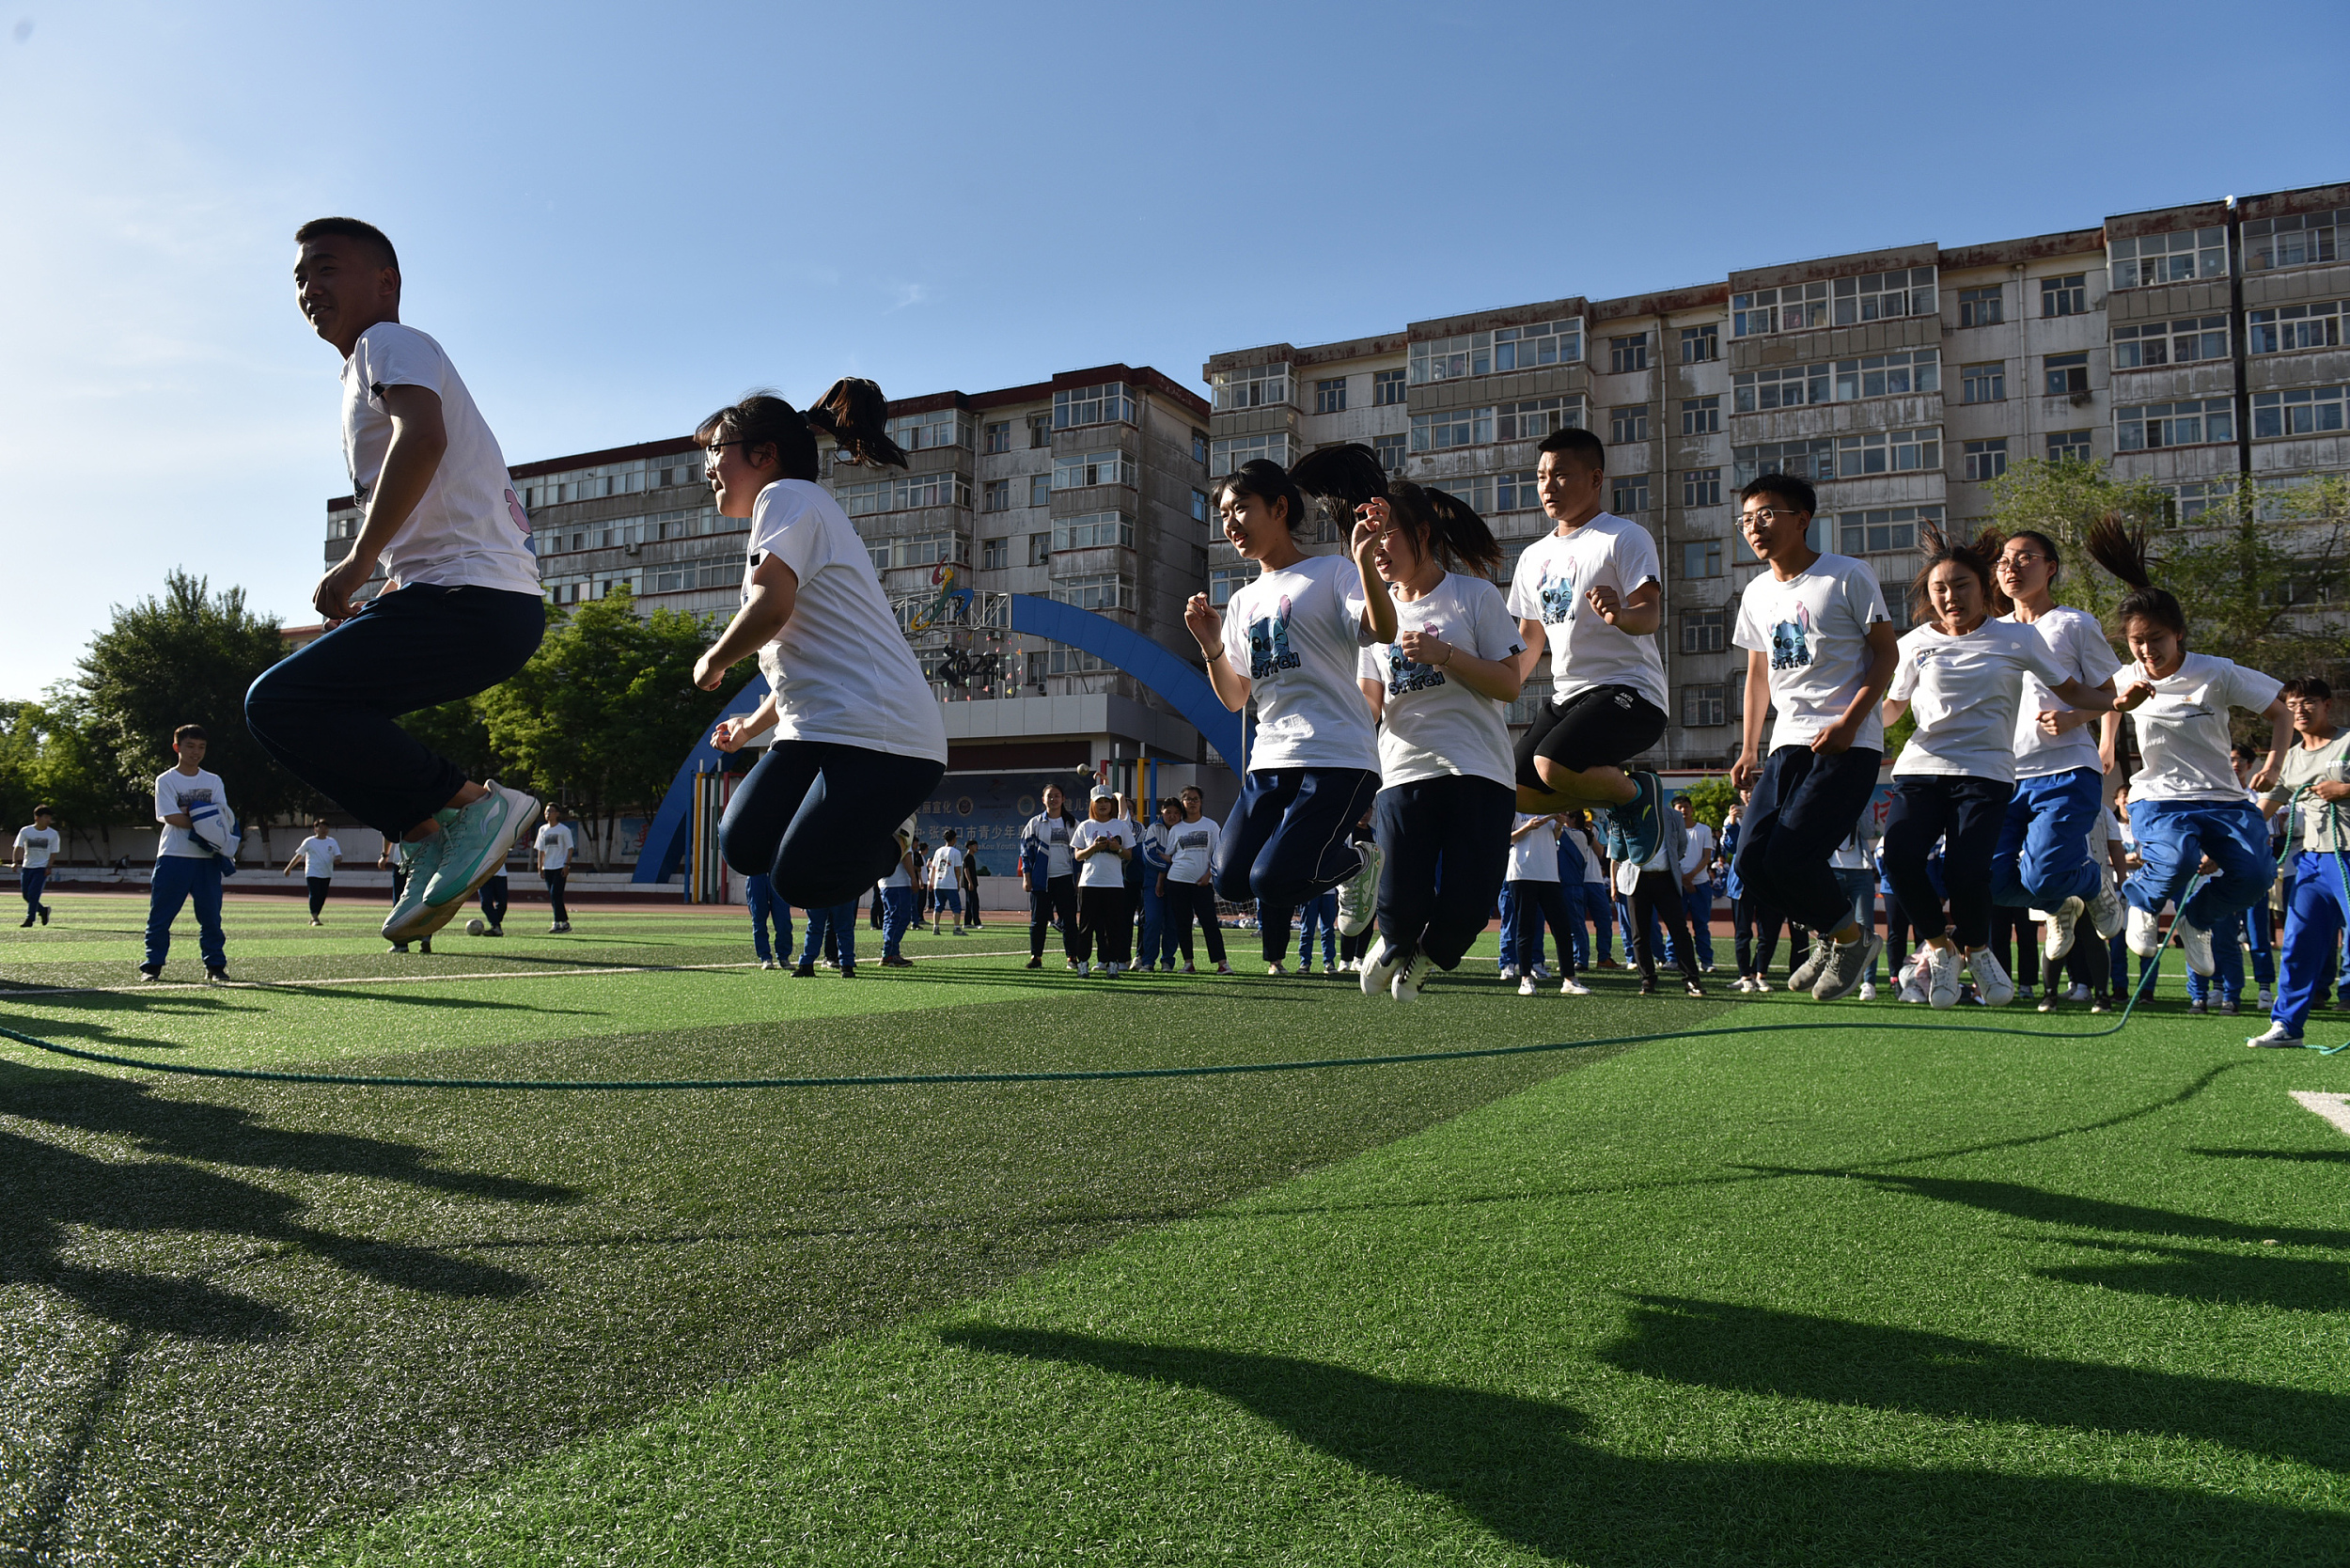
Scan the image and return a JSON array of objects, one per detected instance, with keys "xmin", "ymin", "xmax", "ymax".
[
  {"xmin": 1879, "ymin": 525, "xmax": 2118, "ymax": 1010},
  {"xmin": 698, "ymin": 383, "xmax": 949, "ymax": 911}
]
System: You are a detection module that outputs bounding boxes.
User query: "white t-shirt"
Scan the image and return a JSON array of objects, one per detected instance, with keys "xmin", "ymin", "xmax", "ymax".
[
  {"xmin": 1025, "ymin": 812, "xmax": 1075, "ymax": 879},
  {"xmin": 929, "ymin": 844, "xmax": 964, "ymax": 886},
  {"xmin": 1509, "ymin": 814, "xmax": 1562, "ymax": 882},
  {"xmin": 341, "ymin": 322, "xmax": 540, "ymax": 597},
  {"xmin": 1571, "ymin": 826, "xmax": 1606, "ymax": 886},
  {"xmin": 882, "ymin": 837, "xmax": 916, "ymax": 888},
  {"xmin": 1357, "ymin": 572, "xmax": 1522, "ymax": 789},
  {"xmin": 296, "ymin": 835, "xmax": 341, "ymax": 877},
  {"xmin": 1887, "ymin": 620, "xmax": 2071, "ymax": 782},
  {"xmin": 1222, "ymin": 554, "xmax": 1378, "ymax": 772},
  {"xmin": 535, "ymin": 823, "xmax": 574, "ymax": 869},
  {"xmin": 15, "ymin": 825, "xmax": 59, "ymax": 869},
  {"xmin": 1731, "ymin": 553, "xmax": 1892, "ymax": 751},
  {"xmin": 153, "ymin": 768, "xmax": 228, "ymax": 859},
  {"xmin": 1166, "ymin": 816, "xmax": 1220, "ymax": 884},
  {"xmin": 2003, "ymin": 605, "xmax": 2123, "ymax": 779},
  {"xmin": 747, "ymin": 479, "xmax": 948, "ymax": 764},
  {"xmin": 2126, "ymin": 652, "xmax": 2283, "ymax": 803},
  {"xmin": 1070, "ymin": 817, "xmax": 1136, "ymax": 889},
  {"xmin": 1679, "ymin": 820, "xmax": 1716, "ymax": 879},
  {"xmin": 1505, "ymin": 514, "xmax": 1668, "ymax": 711}
]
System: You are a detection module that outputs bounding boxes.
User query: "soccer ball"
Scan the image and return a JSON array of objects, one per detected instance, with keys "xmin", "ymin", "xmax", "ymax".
[{"xmin": 464, "ymin": 917, "xmax": 486, "ymax": 935}]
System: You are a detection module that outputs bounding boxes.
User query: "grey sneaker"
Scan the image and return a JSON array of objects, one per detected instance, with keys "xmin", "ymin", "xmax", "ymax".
[
  {"xmin": 382, "ymin": 814, "xmax": 455, "ymax": 942},
  {"xmin": 2043, "ymin": 897, "xmax": 2083, "ymax": 963},
  {"xmin": 2087, "ymin": 882, "xmax": 2126, "ymax": 940},
  {"xmin": 1811, "ymin": 933, "xmax": 1883, "ymax": 1002},
  {"xmin": 1334, "ymin": 842, "xmax": 1382, "ymax": 937},
  {"xmin": 1788, "ymin": 941, "xmax": 1835, "ymax": 995},
  {"xmin": 421, "ymin": 783, "xmax": 540, "ymax": 916}
]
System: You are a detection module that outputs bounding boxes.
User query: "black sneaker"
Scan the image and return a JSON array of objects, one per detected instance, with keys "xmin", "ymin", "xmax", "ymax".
[
  {"xmin": 2217, "ymin": 996, "xmax": 2240, "ymax": 1016},
  {"xmin": 792, "ymin": 963, "xmax": 815, "ymax": 978},
  {"xmin": 1026, "ymin": 956, "xmax": 1042, "ymax": 969},
  {"xmin": 1638, "ymin": 980, "xmax": 1657, "ymax": 996},
  {"xmin": 137, "ymin": 964, "xmax": 163, "ymax": 981},
  {"xmin": 1684, "ymin": 980, "xmax": 1706, "ymax": 997},
  {"xmin": 38, "ymin": 904, "xmax": 49, "ymax": 924},
  {"xmin": 206, "ymin": 967, "xmax": 230, "ymax": 984},
  {"xmin": 17, "ymin": 915, "xmax": 29, "ymax": 928}
]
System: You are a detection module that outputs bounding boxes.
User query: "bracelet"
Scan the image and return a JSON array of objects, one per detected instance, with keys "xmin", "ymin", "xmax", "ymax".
[{"xmin": 1204, "ymin": 647, "xmax": 1227, "ymax": 662}]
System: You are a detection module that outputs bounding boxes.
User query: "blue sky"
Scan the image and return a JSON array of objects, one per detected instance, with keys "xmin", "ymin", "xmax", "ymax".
[{"xmin": 2, "ymin": 0, "xmax": 2344, "ymax": 701}]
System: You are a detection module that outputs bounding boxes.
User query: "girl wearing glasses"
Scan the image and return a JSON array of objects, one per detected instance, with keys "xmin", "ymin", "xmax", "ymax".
[
  {"xmin": 1991, "ymin": 531, "xmax": 2126, "ymax": 965},
  {"xmin": 695, "ymin": 382, "xmax": 948, "ymax": 914},
  {"xmin": 1878, "ymin": 525, "xmax": 2120, "ymax": 1010}
]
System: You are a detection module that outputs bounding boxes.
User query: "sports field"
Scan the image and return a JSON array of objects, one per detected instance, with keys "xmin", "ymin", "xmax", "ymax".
[{"xmin": 4, "ymin": 891, "xmax": 2348, "ymax": 1566}]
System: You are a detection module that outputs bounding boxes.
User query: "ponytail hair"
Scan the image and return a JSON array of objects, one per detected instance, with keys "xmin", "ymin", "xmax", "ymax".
[
  {"xmin": 1217, "ymin": 442, "xmax": 1389, "ymax": 541},
  {"xmin": 1907, "ymin": 520, "xmax": 2009, "ymax": 627},
  {"xmin": 2084, "ymin": 512, "xmax": 2188, "ymax": 637},
  {"xmin": 1386, "ymin": 480, "xmax": 1504, "ymax": 577},
  {"xmin": 694, "ymin": 379, "xmax": 908, "ymax": 483}
]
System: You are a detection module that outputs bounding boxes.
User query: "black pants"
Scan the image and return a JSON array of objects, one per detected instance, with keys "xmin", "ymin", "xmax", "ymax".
[
  {"xmin": 306, "ymin": 876, "xmax": 331, "ymax": 918},
  {"xmin": 1734, "ymin": 896, "xmax": 1790, "ymax": 978},
  {"xmin": 1339, "ymin": 928, "xmax": 1372, "ymax": 964},
  {"xmin": 1883, "ymin": 776, "xmax": 2015, "ymax": 951},
  {"xmin": 718, "ymin": 739, "xmax": 945, "ymax": 911},
  {"xmin": 1734, "ymin": 745, "xmax": 1885, "ymax": 935},
  {"xmin": 1510, "ymin": 879, "xmax": 1578, "ymax": 976},
  {"xmin": 1882, "ymin": 889, "xmax": 1917, "ymax": 972},
  {"xmin": 478, "ymin": 875, "xmax": 509, "ymax": 928},
  {"xmin": 1372, "ymin": 774, "xmax": 1514, "ymax": 971},
  {"xmin": 1985, "ymin": 906, "xmax": 2041, "ymax": 990},
  {"xmin": 1167, "ymin": 881, "xmax": 1227, "ymax": 965},
  {"xmin": 1028, "ymin": 874, "xmax": 1078, "ymax": 960},
  {"xmin": 1632, "ymin": 870, "xmax": 1700, "ymax": 986},
  {"xmin": 246, "ymin": 583, "xmax": 543, "ymax": 837},
  {"xmin": 543, "ymin": 868, "xmax": 568, "ymax": 924},
  {"xmin": 1075, "ymin": 884, "xmax": 1131, "ymax": 964}
]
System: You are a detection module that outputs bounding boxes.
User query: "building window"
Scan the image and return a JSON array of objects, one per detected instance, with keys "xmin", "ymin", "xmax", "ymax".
[
  {"xmin": 1372, "ymin": 432, "xmax": 1408, "ymax": 474},
  {"xmin": 1609, "ymin": 404, "xmax": 1649, "ymax": 444},
  {"xmin": 1053, "ymin": 382, "xmax": 1136, "ymax": 430},
  {"xmin": 1731, "ymin": 281, "xmax": 1828, "ymax": 337},
  {"xmin": 2046, "ymin": 429, "xmax": 2093, "ymax": 463},
  {"xmin": 1050, "ymin": 572, "xmax": 1134, "ymax": 613},
  {"xmin": 2044, "ymin": 352, "xmax": 2092, "ymax": 397},
  {"xmin": 835, "ymin": 471, "xmax": 974, "ymax": 516},
  {"xmin": 1209, "ymin": 564, "xmax": 1251, "ymax": 607},
  {"xmin": 1314, "ymin": 377, "xmax": 1348, "ymax": 414},
  {"xmin": 1027, "ymin": 533, "xmax": 1051, "ymax": 567},
  {"xmin": 2113, "ymin": 317, "xmax": 2228, "ymax": 368},
  {"xmin": 2041, "ymin": 274, "xmax": 2089, "ymax": 317},
  {"xmin": 1683, "ymin": 541, "xmax": 1722, "ymax": 579},
  {"xmin": 872, "ymin": 533, "xmax": 968, "ymax": 570},
  {"xmin": 1833, "ymin": 267, "xmax": 1937, "ymax": 324},
  {"xmin": 1497, "ymin": 396, "xmax": 1581, "ymax": 442},
  {"xmin": 1611, "ymin": 473, "xmax": 1651, "ymax": 513},
  {"xmin": 2245, "ymin": 209, "xmax": 2344, "ymax": 272},
  {"xmin": 2251, "ymin": 386, "xmax": 2348, "ymax": 439},
  {"xmin": 1734, "ymin": 362, "xmax": 1829, "ymax": 411},
  {"xmin": 1680, "ymin": 610, "xmax": 1728, "ymax": 654},
  {"xmin": 1682, "ymin": 685, "xmax": 1728, "ymax": 727},
  {"xmin": 1958, "ymin": 285, "xmax": 2004, "ymax": 327},
  {"xmin": 2108, "ymin": 228, "xmax": 2227, "ymax": 290},
  {"xmin": 984, "ymin": 421, "xmax": 1012, "ymax": 454},
  {"xmin": 1681, "ymin": 323, "xmax": 1719, "ymax": 362},
  {"xmin": 1028, "ymin": 414, "xmax": 1052, "ymax": 448},
  {"xmin": 1211, "ymin": 431, "xmax": 1292, "ymax": 477},
  {"xmin": 1836, "ymin": 349, "xmax": 1939, "ymax": 400},
  {"xmin": 1608, "ymin": 333, "xmax": 1650, "ymax": 373},
  {"xmin": 886, "ymin": 409, "xmax": 974, "ymax": 452},
  {"xmin": 1684, "ymin": 468, "xmax": 1722, "ymax": 508},
  {"xmin": 1053, "ymin": 511, "xmax": 1136, "ymax": 552},
  {"xmin": 2116, "ymin": 398, "xmax": 2234, "ymax": 451},
  {"xmin": 1681, "ymin": 396, "xmax": 1721, "ymax": 435},
  {"xmin": 1424, "ymin": 471, "xmax": 1541, "ymax": 518},
  {"xmin": 1836, "ymin": 505, "xmax": 1943, "ymax": 556},
  {"xmin": 1409, "ymin": 320, "xmax": 1582, "ymax": 384},
  {"xmin": 982, "ymin": 478, "xmax": 1010, "ymax": 512},
  {"xmin": 2166, "ymin": 479, "xmax": 2232, "ymax": 520},
  {"xmin": 1372, "ymin": 368, "xmax": 1409, "ymax": 405},
  {"xmin": 1029, "ymin": 474, "xmax": 1053, "ymax": 507},
  {"xmin": 1962, "ymin": 438, "xmax": 2009, "ymax": 481},
  {"xmin": 1191, "ymin": 428, "xmax": 1208, "ymax": 464},
  {"xmin": 1961, "ymin": 361, "xmax": 2006, "ymax": 403},
  {"xmin": 2248, "ymin": 300, "xmax": 2342, "ymax": 355},
  {"xmin": 981, "ymin": 537, "xmax": 1010, "ymax": 570},
  {"xmin": 1410, "ymin": 407, "xmax": 1494, "ymax": 453},
  {"xmin": 1731, "ymin": 439, "xmax": 1838, "ymax": 486},
  {"xmin": 1833, "ymin": 427, "xmax": 1941, "ymax": 477},
  {"xmin": 1192, "ymin": 488, "xmax": 1211, "ymax": 525},
  {"xmin": 1212, "ymin": 362, "xmax": 1291, "ymax": 411},
  {"xmin": 1052, "ymin": 448, "xmax": 1136, "ymax": 491}
]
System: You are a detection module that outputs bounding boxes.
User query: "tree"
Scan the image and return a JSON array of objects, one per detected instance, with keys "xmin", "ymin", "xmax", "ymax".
[{"xmin": 1677, "ymin": 773, "xmax": 1737, "ymax": 830}]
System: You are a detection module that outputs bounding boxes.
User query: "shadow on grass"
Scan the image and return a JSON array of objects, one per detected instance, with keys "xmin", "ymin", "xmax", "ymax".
[
  {"xmin": 1838, "ymin": 1172, "xmax": 2350, "ymax": 1250},
  {"xmin": 944, "ymin": 1325, "xmax": 2348, "ymax": 1563},
  {"xmin": 2191, "ymin": 1145, "xmax": 2350, "ymax": 1167},
  {"xmin": 0, "ymin": 1062, "xmax": 576, "ymax": 1340},
  {"xmin": 2036, "ymin": 1237, "xmax": 2350, "ymax": 1312}
]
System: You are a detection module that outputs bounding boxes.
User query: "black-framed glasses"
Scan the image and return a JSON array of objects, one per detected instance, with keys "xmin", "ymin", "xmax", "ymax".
[
  {"xmin": 703, "ymin": 440, "xmax": 745, "ymax": 465},
  {"xmin": 1740, "ymin": 506, "xmax": 1802, "ymax": 525}
]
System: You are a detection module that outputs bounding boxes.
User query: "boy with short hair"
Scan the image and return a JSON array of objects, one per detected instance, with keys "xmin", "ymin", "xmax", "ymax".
[
  {"xmin": 248, "ymin": 216, "xmax": 541, "ymax": 949},
  {"xmin": 533, "ymin": 804, "xmax": 575, "ymax": 933},
  {"xmin": 13, "ymin": 804, "xmax": 59, "ymax": 927},
  {"xmin": 146, "ymin": 725, "xmax": 232, "ymax": 981},
  {"xmin": 928, "ymin": 829, "xmax": 965, "ymax": 934},
  {"xmin": 283, "ymin": 819, "xmax": 342, "ymax": 925}
]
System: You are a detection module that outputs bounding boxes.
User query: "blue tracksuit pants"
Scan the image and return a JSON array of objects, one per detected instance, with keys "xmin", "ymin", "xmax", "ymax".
[
  {"xmin": 2123, "ymin": 798, "xmax": 2272, "ymax": 931},
  {"xmin": 146, "ymin": 855, "xmax": 225, "ymax": 971},
  {"xmin": 1992, "ymin": 765, "xmax": 2105, "ymax": 909},
  {"xmin": 2273, "ymin": 852, "xmax": 2350, "ymax": 1037},
  {"xmin": 1216, "ymin": 766, "xmax": 1380, "ymax": 962}
]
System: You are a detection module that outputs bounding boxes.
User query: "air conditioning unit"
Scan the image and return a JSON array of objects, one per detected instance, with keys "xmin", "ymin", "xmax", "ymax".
[
  {"xmin": 2069, "ymin": 391, "xmax": 2093, "ymax": 407},
  {"xmin": 624, "ymin": 541, "xmax": 641, "ymax": 556}
]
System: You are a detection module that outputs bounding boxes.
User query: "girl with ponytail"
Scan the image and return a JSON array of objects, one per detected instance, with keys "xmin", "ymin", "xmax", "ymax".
[
  {"xmin": 2086, "ymin": 516, "xmax": 2292, "ymax": 981},
  {"xmin": 694, "ymin": 380, "xmax": 948, "ymax": 913},
  {"xmin": 1877, "ymin": 524, "xmax": 2119, "ymax": 1010},
  {"xmin": 1184, "ymin": 443, "xmax": 1394, "ymax": 979},
  {"xmin": 1348, "ymin": 481, "xmax": 1529, "ymax": 1000}
]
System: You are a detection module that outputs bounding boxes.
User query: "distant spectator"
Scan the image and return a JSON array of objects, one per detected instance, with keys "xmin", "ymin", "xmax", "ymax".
[
  {"xmin": 283, "ymin": 818, "xmax": 342, "ymax": 926},
  {"xmin": 745, "ymin": 871, "xmax": 792, "ymax": 969},
  {"xmin": 13, "ymin": 804, "xmax": 60, "ymax": 928}
]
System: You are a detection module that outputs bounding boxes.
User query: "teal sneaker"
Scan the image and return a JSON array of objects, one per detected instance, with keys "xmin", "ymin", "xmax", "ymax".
[
  {"xmin": 382, "ymin": 812, "xmax": 456, "ymax": 942},
  {"xmin": 1620, "ymin": 770, "xmax": 1665, "ymax": 866},
  {"xmin": 420, "ymin": 782, "xmax": 540, "ymax": 917}
]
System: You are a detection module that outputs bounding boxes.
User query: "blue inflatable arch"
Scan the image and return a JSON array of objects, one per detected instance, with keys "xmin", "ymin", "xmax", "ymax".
[{"xmin": 635, "ymin": 594, "xmax": 1244, "ymax": 884}]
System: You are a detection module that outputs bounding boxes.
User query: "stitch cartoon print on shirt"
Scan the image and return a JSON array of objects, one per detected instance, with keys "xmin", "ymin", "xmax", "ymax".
[
  {"xmin": 1384, "ymin": 643, "xmax": 1448, "ymax": 698},
  {"xmin": 1247, "ymin": 594, "xmax": 1299, "ymax": 679},
  {"xmin": 1770, "ymin": 608, "xmax": 1814, "ymax": 671},
  {"xmin": 1537, "ymin": 567, "xmax": 1581, "ymax": 625}
]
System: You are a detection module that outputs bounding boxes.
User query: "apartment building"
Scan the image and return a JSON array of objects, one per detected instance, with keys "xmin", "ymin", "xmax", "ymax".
[{"xmin": 1203, "ymin": 179, "xmax": 2350, "ymax": 770}]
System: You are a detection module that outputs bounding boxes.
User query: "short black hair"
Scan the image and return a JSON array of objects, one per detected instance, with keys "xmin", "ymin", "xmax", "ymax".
[
  {"xmin": 173, "ymin": 724, "xmax": 208, "ymax": 745},
  {"xmin": 2282, "ymin": 676, "xmax": 2334, "ymax": 702},
  {"xmin": 1739, "ymin": 473, "xmax": 1816, "ymax": 516},
  {"xmin": 1537, "ymin": 426, "xmax": 1607, "ymax": 473},
  {"xmin": 294, "ymin": 216, "xmax": 400, "ymax": 275},
  {"xmin": 32, "ymin": 804, "xmax": 52, "ymax": 816}
]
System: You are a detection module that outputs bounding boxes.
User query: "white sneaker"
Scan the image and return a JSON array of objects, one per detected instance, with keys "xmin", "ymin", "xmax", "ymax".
[
  {"xmin": 1731, "ymin": 976, "xmax": 1755, "ymax": 993},
  {"xmin": 1898, "ymin": 961, "xmax": 1928, "ymax": 1006},
  {"xmin": 2176, "ymin": 918, "xmax": 2216, "ymax": 978},
  {"xmin": 1969, "ymin": 948, "xmax": 2016, "ymax": 1007},
  {"xmin": 1559, "ymin": 976, "xmax": 1590, "ymax": 996},
  {"xmin": 2043, "ymin": 897, "xmax": 2082, "ymax": 963},
  {"xmin": 1927, "ymin": 946, "xmax": 1963, "ymax": 1011},
  {"xmin": 1266, "ymin": 963, "xmax": 1287, "ymax": 977},
  {"xmin": 2126, "ymin": 904, "xmax": 2162, "ymax": 959},
  {"xmin": 1858, "ymin": 981, "xmax": 1877, "ymax": 1001},
  {"xmin": 1518, "ymin": 975, "xmax": 1537, "ymax": 996},
  {"xmin": 1360, "ymin": 935, "xmax": 1406, "ymax": 998},
  {"xmin": 2087, "ymin": 882, "xmax": 2127, "ymax": 940},
  {"xmin": 1749, "ymin": 976, "xmax": 1773, "ymax": 994},
  {"xmin": 1392, "ymin": 949, "xmax": 1437, "ymax": 1002},
  {"xmin": 1498, "ymin": 965, "xmax": 1520, "ymax": 982},
  {"xmin": 2247, "ymin": 1023, "xmax": 2306, "ymax": 1049},
  {"xmin": 2258, "ymin": 986, "xmax": 2275, "ymax": 1011}
]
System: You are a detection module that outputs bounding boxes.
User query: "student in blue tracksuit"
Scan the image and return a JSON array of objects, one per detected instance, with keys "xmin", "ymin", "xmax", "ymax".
[
  {"xmin": 1556, "ymin": 811, "xmax": 1590, "ymax": 971},
  {"xmin": 2248, "ymin": 679, "xmax": 2350, "ymax": 1046},
  {"xmin": 144, "ymin": 725, "xmax": 233, "ymax": 983},
  {"xmin": 1019, "ymin": 785, "xmax": 1080, "ymax": 969},
  {"xmin": 1137, "ymin": 797, "xmax": 1183, "ymax": 973},
  {"xmin": 745, "ymin": 871, "xmax": 793, "ymax": 969},
  {"xmin": 13, "ymin": 805, "xmax": 59, "ymax": 927}
]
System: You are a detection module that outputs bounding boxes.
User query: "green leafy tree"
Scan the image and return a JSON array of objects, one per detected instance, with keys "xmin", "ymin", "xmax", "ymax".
[{"xmin": 1676, "ymin": 773, "xmax": 1737, "ymax": 830}]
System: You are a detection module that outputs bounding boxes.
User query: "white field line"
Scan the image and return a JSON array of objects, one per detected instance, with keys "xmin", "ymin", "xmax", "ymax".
[{"xmin": 2289, "ymin": 1090, "xmax": 2350, "ymax": 1139}]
